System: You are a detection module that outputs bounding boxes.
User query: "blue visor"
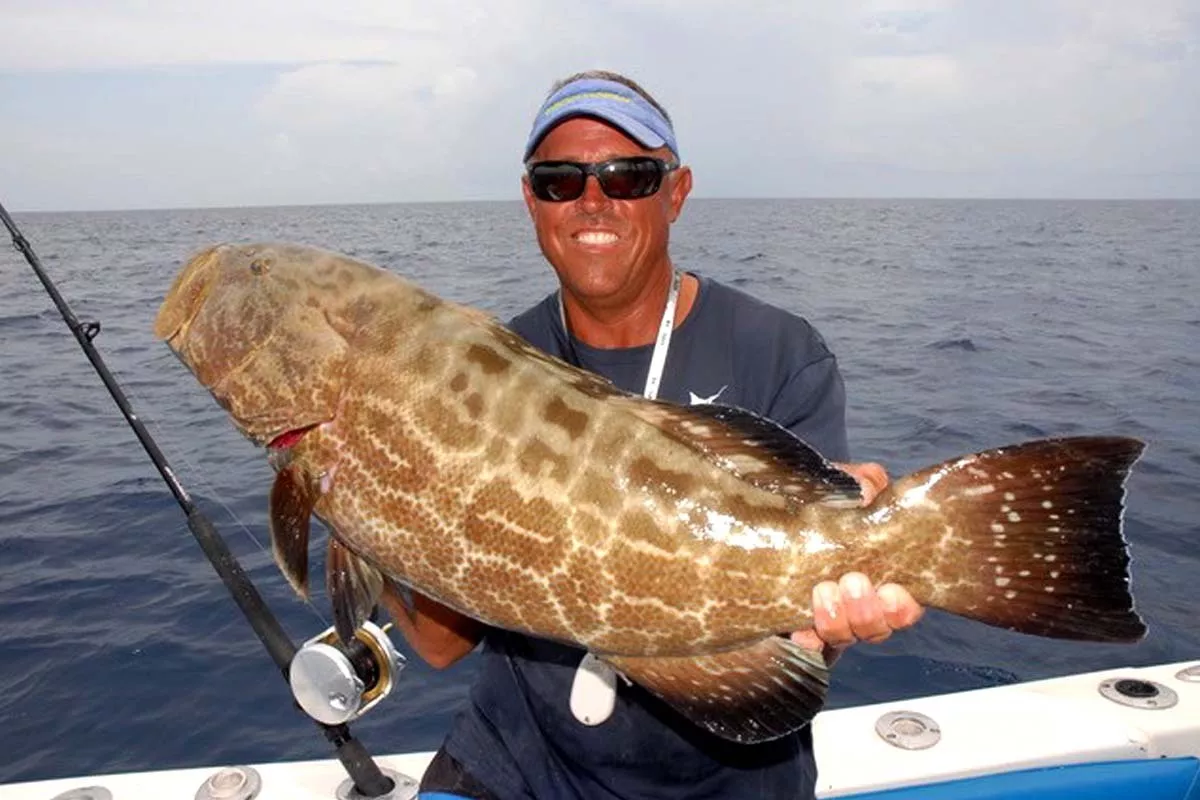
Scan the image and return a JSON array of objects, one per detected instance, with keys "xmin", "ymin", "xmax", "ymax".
[{"xmin": 523, "ymin": 78, "xmax": 679, "ymax": 162}]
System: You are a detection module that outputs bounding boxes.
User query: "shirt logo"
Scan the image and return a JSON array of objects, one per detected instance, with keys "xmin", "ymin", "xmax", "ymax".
[{"xmin": 688, "ymin": 385, "xmax": 728, "ymax": 405}]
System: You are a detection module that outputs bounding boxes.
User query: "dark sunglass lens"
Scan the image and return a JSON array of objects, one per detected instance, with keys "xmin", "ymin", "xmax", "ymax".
[
  {"xmin": 598, "ymin": 158, "xmax": 663, "ymax": 199},
  {"xmin": 531, "ymin": 163, "xmax": 586, "ymax": 201}
]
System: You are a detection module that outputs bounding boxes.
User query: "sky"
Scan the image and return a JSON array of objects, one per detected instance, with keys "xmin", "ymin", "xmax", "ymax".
[{"xmin": 1, "ymin": 0, "xmax": 1198, "ymax": 211}]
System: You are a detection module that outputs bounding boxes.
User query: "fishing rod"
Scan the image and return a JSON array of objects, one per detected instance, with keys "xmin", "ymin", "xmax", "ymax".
[{"xmin": 1, "ymin": 200, "xmax": 401, "ymax": 798}]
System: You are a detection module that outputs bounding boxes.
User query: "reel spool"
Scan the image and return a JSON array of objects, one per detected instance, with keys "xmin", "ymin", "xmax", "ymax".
[{"xmin": 289, "ymin": 621, "xmax": 406, "ymax": 725}]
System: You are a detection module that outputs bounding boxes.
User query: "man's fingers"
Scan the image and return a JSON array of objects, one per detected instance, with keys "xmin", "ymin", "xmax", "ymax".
[
  {"xmin": 878, "ymin": 583, "xmax": 925, "ymax": 629},
  {"xmin": 839, "ymin": 572, "xmax": 892, "ymax": 644},
  {"xmin": 810, "ymin": 581, "xmax": 855, "ymax": 648},
  {"xmin": 832, "ymin": 461, "xmax": 890, "ymax": 505}
]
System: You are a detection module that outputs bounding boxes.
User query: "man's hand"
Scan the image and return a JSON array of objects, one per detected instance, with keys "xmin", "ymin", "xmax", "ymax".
[{"xmin": 790, "ymin": 461, "xmax": 924, "ymax": 662}]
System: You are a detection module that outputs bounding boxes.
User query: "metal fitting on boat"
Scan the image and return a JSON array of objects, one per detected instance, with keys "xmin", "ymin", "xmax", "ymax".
[
  {"xmin": 1175, "ymin": 664, "xmax": 1200, "ymax": 683},
  {"xmin": 1098, "ymin": 677, "xmax": 1179, "ymax": 709},
  {"xmin": 50, "ymin": 789, "xmax": 113, "ymax": 800},
  {"xmin": 194, "ymin": 766, "xmax": 262, "ymax": 800},
  {"xmin": 289, "ymin": 621, "xmax": 406, "ymax": 725},
  {"xmin": 336, "ymin": 767, "xmax": 419, "ymax": 800},
  {"xmin": 875, "ymin": 710, "xmax": 942, "ymax": 750}
]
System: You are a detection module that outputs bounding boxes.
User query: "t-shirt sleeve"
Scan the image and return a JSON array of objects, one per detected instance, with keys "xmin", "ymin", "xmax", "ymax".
[{"xmin": 765, "ymin": 353, "xmax": 851, "ymax": 463}]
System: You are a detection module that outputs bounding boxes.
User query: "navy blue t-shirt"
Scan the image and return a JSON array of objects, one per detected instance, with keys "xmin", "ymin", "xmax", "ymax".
[{"xmin": 441, "ymin": 273, "xmax": 851, "ymax": 799}]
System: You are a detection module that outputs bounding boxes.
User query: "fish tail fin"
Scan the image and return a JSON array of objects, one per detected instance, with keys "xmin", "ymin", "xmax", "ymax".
[{"xmin": 875, "ymin": 435, "xmax": 1147, "ymax": 643}]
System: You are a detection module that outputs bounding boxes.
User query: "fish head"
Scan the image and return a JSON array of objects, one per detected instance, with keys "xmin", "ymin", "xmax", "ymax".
[{"xmin": 153, "ymin": 242, "xmax": 355, "ymax": 446}]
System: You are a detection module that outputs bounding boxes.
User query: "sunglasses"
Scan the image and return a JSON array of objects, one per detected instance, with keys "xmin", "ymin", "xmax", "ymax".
[{"xmin": 526, "ymin": 156, "xmax": 679, "ymax": 202}]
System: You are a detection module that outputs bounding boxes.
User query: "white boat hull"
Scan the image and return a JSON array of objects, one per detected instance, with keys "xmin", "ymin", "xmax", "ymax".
[{"xmin": 4, "ymin": 660, "xmax": 1198, "ymax": 799}]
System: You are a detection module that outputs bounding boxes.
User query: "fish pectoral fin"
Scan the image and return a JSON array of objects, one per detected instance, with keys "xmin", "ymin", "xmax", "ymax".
[
  {"xmin": 603, "ymin": 636, "xmax": 829, "ymax": 745},
  {"xmin": 327, "ymin": 537, "xmax": 385, "ymax": 644},
  {"xmin": 269, "ymin": 464, "xmax": 316, "ymax": 599},
  {"xmin": 619, "ymin": 399, "xmax": 863, "ymax": 506}
]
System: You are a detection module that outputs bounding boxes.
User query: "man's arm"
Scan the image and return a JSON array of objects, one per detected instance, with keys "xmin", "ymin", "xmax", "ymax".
[{"xmin": 376, "ymin": 581, "xmax": 484, "ymax": 669}]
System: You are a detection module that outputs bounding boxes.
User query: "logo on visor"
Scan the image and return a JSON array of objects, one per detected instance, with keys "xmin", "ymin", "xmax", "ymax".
[{"xmin": 543, "ymin": 91, "xmax": 631, "ymax": 116}]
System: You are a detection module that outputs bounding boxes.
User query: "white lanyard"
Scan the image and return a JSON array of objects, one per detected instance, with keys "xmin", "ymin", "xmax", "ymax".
[
  {"xmin": 558, "ymin": 269, "xmax": 681, "ymax": 400},
  {"xmin": 562, "ymin": 269, "xmax": 682, "ymax": 726}
]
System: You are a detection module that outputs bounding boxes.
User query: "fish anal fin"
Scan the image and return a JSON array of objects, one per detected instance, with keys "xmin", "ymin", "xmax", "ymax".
[
  {"xmin": 268, "ymin": 465, "xmax": 315, "ymax": 599},
  {"xmin": 604, "ymin": 636, "xmax": 829, "ymax": 744},
  {"xmin": 327, "ymin": 537, "xmax": 385, "ymax": 644},
  {"xmin": 620, "ymin": 399, "xmax": 863, "ymax": 506}
]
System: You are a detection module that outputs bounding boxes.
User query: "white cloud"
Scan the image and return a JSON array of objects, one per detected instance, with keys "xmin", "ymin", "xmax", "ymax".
[{"xmin": 0, "ymin": 0, "xmax": 1196, "ymax": 209}]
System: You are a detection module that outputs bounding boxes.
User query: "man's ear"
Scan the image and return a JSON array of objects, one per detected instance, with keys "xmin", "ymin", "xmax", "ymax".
[
  {"xmin": 667, "ymin": 165, "xmax": 693, "ymax": 223},
  {"xmin": 521, "ymin": 174, "xmax": 537, "ymax": 220}
]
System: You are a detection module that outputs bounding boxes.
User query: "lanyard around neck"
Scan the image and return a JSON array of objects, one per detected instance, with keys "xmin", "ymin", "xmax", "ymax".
[{"xmin": 558, "ymin": 269, "xmax": 682, "ymax": 400}]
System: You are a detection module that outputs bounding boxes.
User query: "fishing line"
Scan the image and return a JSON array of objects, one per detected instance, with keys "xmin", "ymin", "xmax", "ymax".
[
  {"xmin": 111, "ymin": 365, "xmax": 333, "ymax": 630},
  {"xmin": 1, "ymin": 200, "xmax": 394, "ymax": 798}
]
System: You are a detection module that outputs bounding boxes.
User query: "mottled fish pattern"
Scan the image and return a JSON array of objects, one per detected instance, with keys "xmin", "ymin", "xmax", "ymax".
[{"xmin": 155, "ymin": 243, "xmax": 1147, "ymax": 743}]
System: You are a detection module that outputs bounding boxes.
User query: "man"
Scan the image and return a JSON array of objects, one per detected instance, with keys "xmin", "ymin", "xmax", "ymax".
[{"xmin": 386, "ymin": 71, "xmax": 924, "ymax": 799}]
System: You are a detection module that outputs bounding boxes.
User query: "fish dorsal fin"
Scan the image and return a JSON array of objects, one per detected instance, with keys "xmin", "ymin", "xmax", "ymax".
[
  {"xmin": 620, "ymin": 400, "xmax": 864, "ymax": 507},
  {"xmin": 487, "ymin": 317, "xmax": 862, "ymax": 506}
]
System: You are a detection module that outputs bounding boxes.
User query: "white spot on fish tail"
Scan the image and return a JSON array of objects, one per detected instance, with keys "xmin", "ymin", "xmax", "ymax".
[
  {"xmin": 991, "ymin": 523, "xmax": 1005, "ymax": 533},
  {"xmin": 1034, "ymin": 553, "xmax": 1043, "ymax": 560},
  {"xmin": 1050, "ymin": 571, "xmax": 1060, "ymax": 579},
  {"xmin": 866, "ymin": 505, "xmax": 895, "ymax": 525},
  {"xmin": 1002, "ymin": 472, "xmax": 1015, "ymax": 480},
  {"xmin": 994, "ymin": 565, "xmax": 1005, "ymax": 574},
  {"xmin": 987, "ymin": 556, "xmax": 999, "ymax": 563},
  {"xmin": 1047, "ymin": 526, "xmax": 1061, "ymax": 533},
  {"xmin": 995, "ymin": 577, "xmax": 1011, "ymax": 587},
  {"xmin": 1004, "ymin": 590, "xmax": 1017, "ymax": 599},
  {"xmin": 1044, "ymin": 554, "xmax": 1058, "ymax": 562},
  {"xmin": 963, "ymin": 484, "xmax": 996, "ymax": 497},
  {"xmin": 1042, "ymin": 500, "xmax": 1054, "ymax": 509},
  {"xmin": 1045, "ymin": 586, "xmax": 1055, "ymax": 593},
  {"xmin": 967, "ymin": 467, "xmax": 990, "ymax": 479},
  {"xmin": 1050, "ymin": 514, "xmax": 1060, "ymax": 520},
  {"xmin": 898, "ymin": 463, "xmax": 956, "ymax": 510},
  {"xmin": 1043, "ymin": 485, "xmax": 1054, "ymax": 492},
  {"xmin": 1008, "ymin": 512, "xmax": 1021, "ymax": 523},
  {"xmin": 1019, "ymin": 570, "xmax": 1031, "ymax": 577},
  {"xmin": 1004, "ymin": 492, "xmax": 1016, "ymax": 501}
]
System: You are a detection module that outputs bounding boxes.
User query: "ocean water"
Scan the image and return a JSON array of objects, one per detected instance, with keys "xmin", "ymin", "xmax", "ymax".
[{"xmin": 1, "ymin": 199, "xmax": 1197, "ymax": 785}]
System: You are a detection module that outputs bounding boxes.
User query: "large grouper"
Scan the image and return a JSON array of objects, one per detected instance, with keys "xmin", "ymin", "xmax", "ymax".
[{"xmin": 153, "ymin": 242, "xmax": 1147, "ymax": 744}]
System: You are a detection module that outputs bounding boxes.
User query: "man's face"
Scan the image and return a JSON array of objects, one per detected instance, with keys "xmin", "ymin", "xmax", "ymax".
[{"xmin": 522, "ymin": 117, "xmax": 692, "ymax": 308}]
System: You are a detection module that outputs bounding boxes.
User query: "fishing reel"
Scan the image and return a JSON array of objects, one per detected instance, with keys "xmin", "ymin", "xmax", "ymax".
[{"xmin": 288, "ymin": 620, "xmax": 407, "ymax": 725}]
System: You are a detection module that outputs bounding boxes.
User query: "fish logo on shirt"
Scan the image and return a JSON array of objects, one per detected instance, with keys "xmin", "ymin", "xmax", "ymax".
[{"xmin": 689, "ymin": 385, "xmax": 728, "ymax": 406}]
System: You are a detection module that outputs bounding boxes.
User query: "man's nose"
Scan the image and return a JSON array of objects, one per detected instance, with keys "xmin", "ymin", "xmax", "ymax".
[{"xmin": 576, "ymin": 174, "xmax": 612, "ymax": 213}]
